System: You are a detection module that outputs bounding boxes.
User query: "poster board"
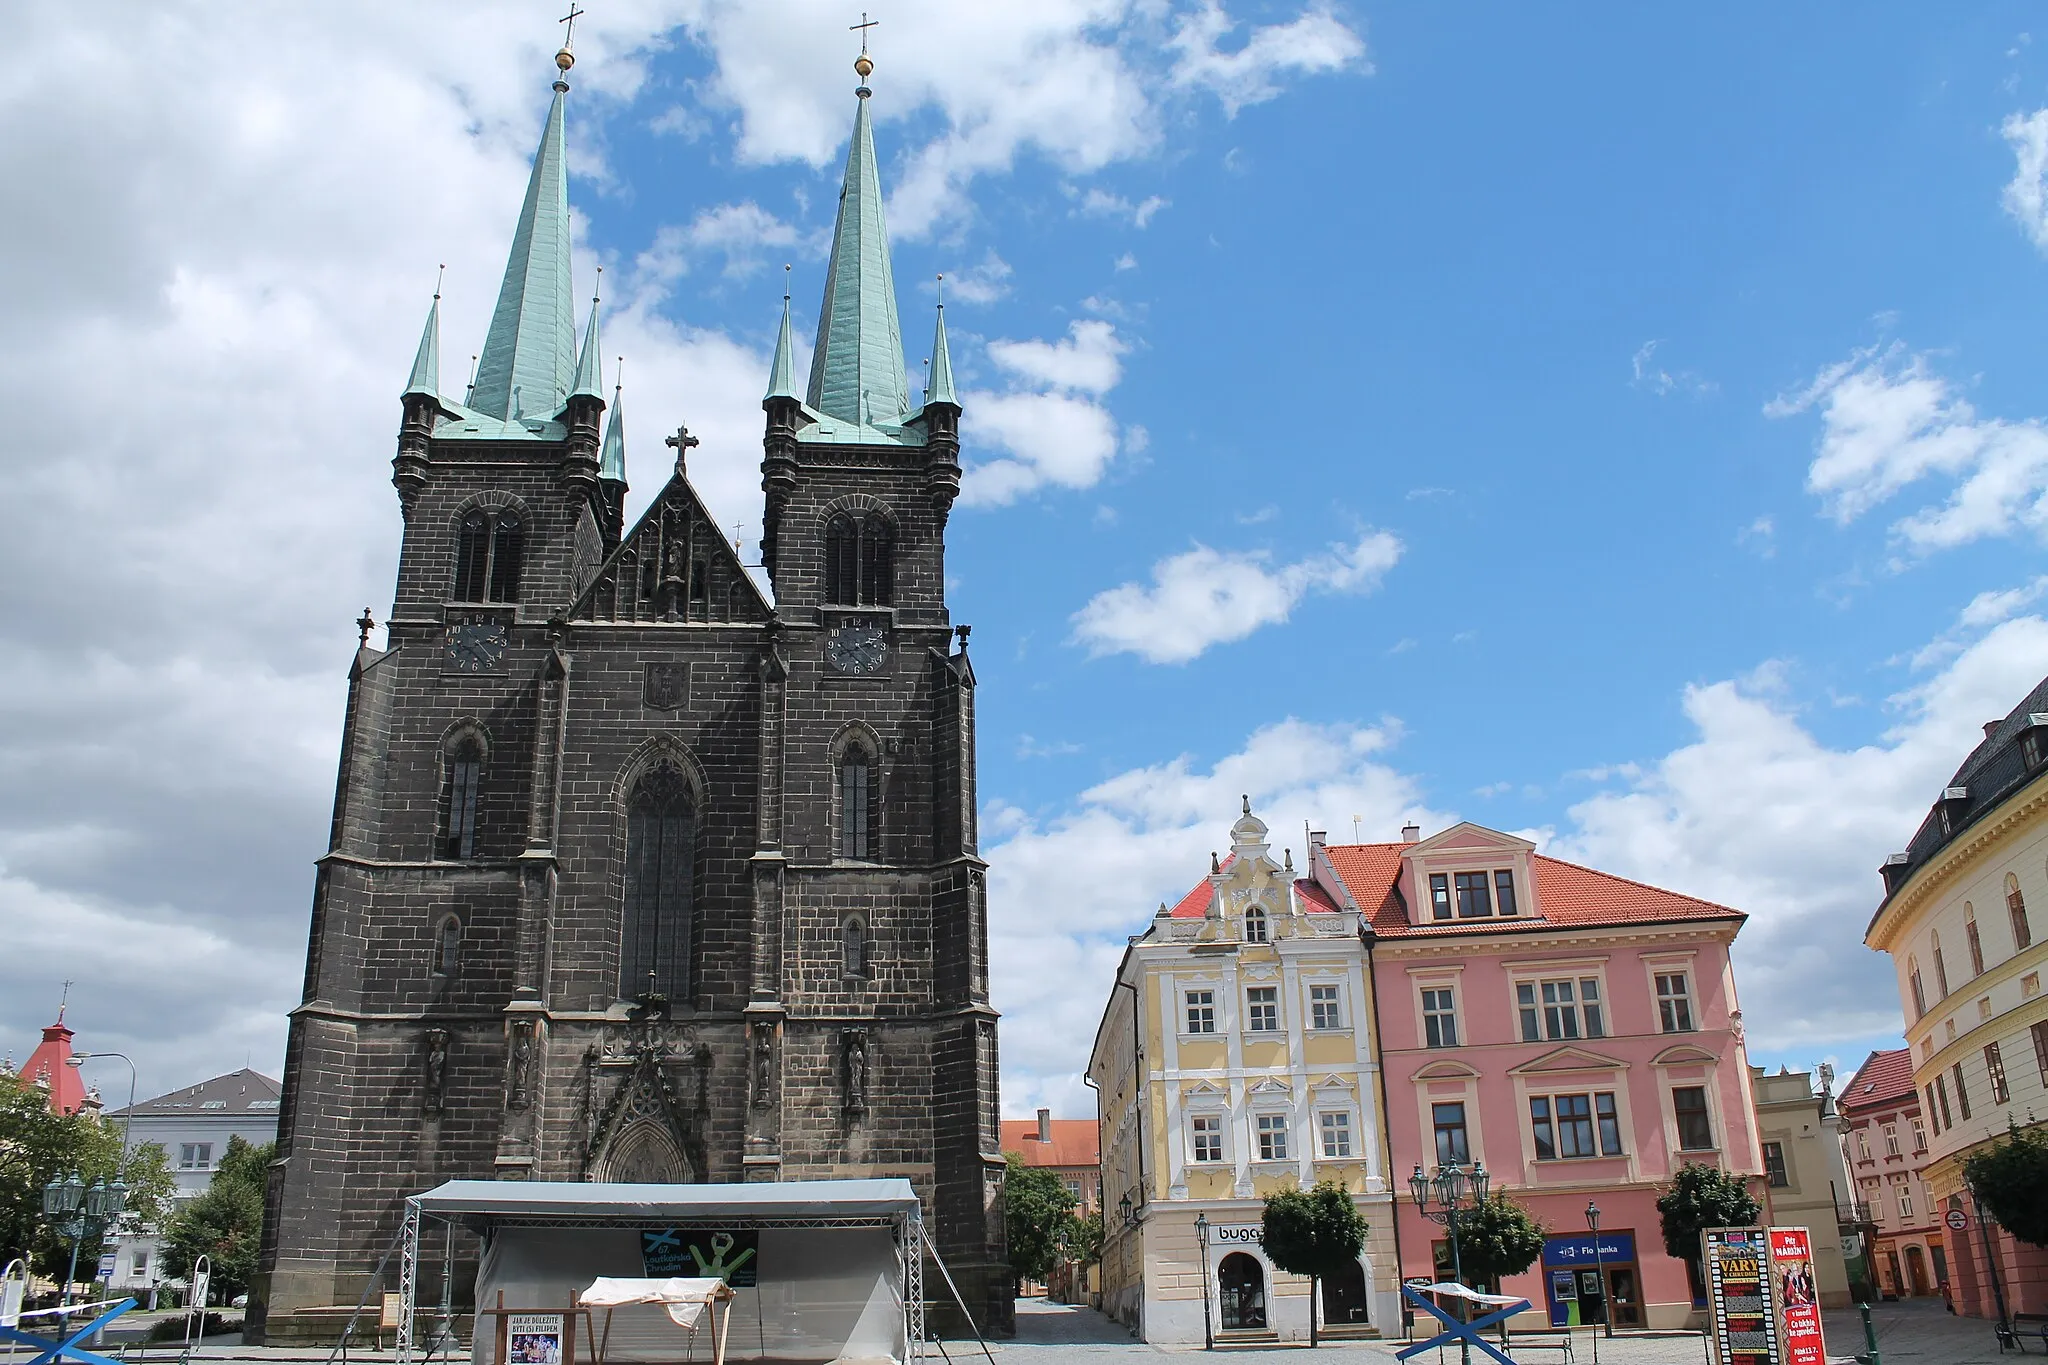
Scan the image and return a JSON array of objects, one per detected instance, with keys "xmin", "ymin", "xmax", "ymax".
[
  {"xmin": 1703, "ymin": 1227, "xmax": 1782, "ymax": 1365},
  {"xmin": 1767, "ymin": 1228, "xmax": 1826, "ymax": 1365}
]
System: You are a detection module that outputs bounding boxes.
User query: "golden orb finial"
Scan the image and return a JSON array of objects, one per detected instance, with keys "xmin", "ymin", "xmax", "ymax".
[
  {"xmin": 556, "ymin": 46, "xmax": 576, "ymax": 73},
  {"xmin": 855, "ymin": 53, "xmax": 874, "ymax": 80}
]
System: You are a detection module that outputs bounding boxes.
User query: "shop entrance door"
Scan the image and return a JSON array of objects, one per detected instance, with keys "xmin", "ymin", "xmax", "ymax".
[
  {"xmin": 1220, "ymin": 1253, "xmax": 1268, "ymax": 1331},
  {"xmin": 1321, "ymin": 1261, "xmax": 1371, "ymax": 1326},
  {"xmin": 1905, "ymin": 1246, "xmax": 1931, "ymax": 1296},
  {"xmin": 1607, "ymin": 1267, "xmax": 1641, "ymax": 1327},
  {"xmin": 1576, "ymin": 1270, "xmax": 1607, "ymax": 1326}
]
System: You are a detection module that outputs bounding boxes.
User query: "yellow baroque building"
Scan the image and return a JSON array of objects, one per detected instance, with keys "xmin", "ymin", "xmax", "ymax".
[
  {"xmin": 1867, "ymin": 681, "xmax": 2048, "ymax": 1321},
  {"xmin": 1087, "ymin": 802, "xmax": 1400, "ymax": 1345}
]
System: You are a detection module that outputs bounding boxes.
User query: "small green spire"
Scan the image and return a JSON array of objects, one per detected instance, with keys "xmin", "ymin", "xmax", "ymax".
[
  {"xmin": 925, "ymin": 282, "xmax": 956, "ymax": 408},
  {"xmin": 571, "ymin": 286, "xmax": 603, "ymax": 401},
  {"xmin": 470, "ymin": 81, "xmax": 576, "ymax": 421},
  {"xmin": 404, "ymin": 288, "xmax": 441, "ymax": 400},
  {"xmin": 806, "ymin": 76, "xmax": 909, "ymax": 426},
  {"xmin": 599, "ymin": 379, "xmax": 627, "ymax": 484},
  {"xmin": 765, "ymin": 277, "xmax": 799, "ymax": 401}
]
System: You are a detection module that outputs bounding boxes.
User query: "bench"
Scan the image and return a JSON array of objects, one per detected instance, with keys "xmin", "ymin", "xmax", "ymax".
[
  {"xmin": 1499, "ymin": 1326, "xmax": 1575, "ymax": 1361},
  {"xmin": 1998, "ymin": 1312, "xmax": 2048, "ymax": 1352}
]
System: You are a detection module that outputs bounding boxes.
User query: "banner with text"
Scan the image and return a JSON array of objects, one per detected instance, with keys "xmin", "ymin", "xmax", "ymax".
[
  {"xmin": 1768, "ymin": 1228, "xmax": 1826, "ymax": 1365},
  {"xmin": 1704, "ymin": 1227, "xmax": 1782, "ymax": 1365}
]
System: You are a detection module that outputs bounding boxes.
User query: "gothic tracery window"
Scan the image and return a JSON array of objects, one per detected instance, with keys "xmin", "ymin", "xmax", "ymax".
[
  {"xmin": 442, "ymin": 730, "xmax": 486, "ymax": 860},
  {"xmin": 824, "ymin": 513, "xmax": 893, "ymax": 606},
  {"xmin": 453, "ymin": 508, "xmax": 525, "ymax": 603},
  {"xmin": 839, "ymin": 744, "xmax": 874, "ymax": 860},
  {"xmin": 620, "ymin": 765, "xmax": 696, "ymax": 1001}
]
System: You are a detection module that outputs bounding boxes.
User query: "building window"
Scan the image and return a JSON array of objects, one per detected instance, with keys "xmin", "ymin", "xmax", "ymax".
[
  {"xmin": 1907, "ymin": 958, "xmax": 1926, "ymax": 1019},
  {"xmin": 824, "ymin": 512, "xmax": 893, "ymax": 606},
  {"xmin": 1244, "ymin": 903, "xmax": 1269, "ymax": 944},
  {"xmin": 178, "ymin": 1143, "xmax": 212, "ymax": 1170},
  {"xmin": 1517, "ymin": 977, "xmax": 1604, "ymax": 1041},
  {"xmin": 442, "ymin": 730, "xmax": 485, "ymax": 860},
  {"xmin": 1967, "ymin": 905, "xmax": 1985, "ymax": 977},
  {"xmin": 2029, "ymin": 972, "xmax": 2044, "ymax": 998},
  {"xmin": 1530, "ymin": 1098, "xmax": 1554, "ymax": 1160},
  {"xmin": 1494, "ymin": 870, "xmax": 1517, "ymax": 916},
  {"xmin": 619, "ymin": 764, "xmax": 695, "ymax": 1002},
  {"xmin": 2011, "ymin": 875, "xmax": 2033, "ymax": 951},
  {"xmin": 1455, "ymin": 871, "xmax": 1492, "ymax": 917},
  {"xmin": 1246, "ymin": 986, "xmax": 1280, "ymax": 1033},
  {"xmin": 2027, "ymin": 729, "xmax": 2046, "ymax": 768},
  {"xmin": 1529, "ymin": 1091, "xmax": 1622, "ymax": 1160},
  {"xmin": 131, "ymin": 1250, "xmax": 148, "ymax": 1276},
  {"xmin": 1855, "ymin": 1129, "xmax": 1870, "ymax": 1162},
  {"xmin": 1673, "ymin": 1086, "xmax": 1714, "ymax": 1151},
  {"xmin": 1945, "ymin": 1019, "xmax": 1956, "ymax": 1043},
  {"xmin": 1932, "ymin": 932, "xmax": 1950, "ymax": 998},
  {"xmin": 453, "ymin": 509, "xmax": 524, "ymax": 602},
  {"xmin": 1429, "ymin": 873, "xmax": 1451, "ymax": 920},
  {"xmin": 842, "ymin": 916, "xmax": 868, "ymax": 979},
  {"xmin": 1191, "ymin": 1114, "xmax": 1223, "ymax": 1163},
  {"xmin": 1309, "ymin": 984, "xmax": 1344, "ymax": 1031},
  {"xmin": 1656, "ymin": 973, "xmax": 1696, "ymax": 1033},
  {"xmin": 437, "ymin": 916, "xmax": 461, "ymax": 976},
  {"xmin": 1763, "ymin": 1142, "xmax": 1789, "ymax": 1187},
  {"xmin": 1899, "ymin": 1186, "xmax": 1915, "ymax": 1220},
  {"xmin": 1883, "ymin": 1124, "xmax": 1899, "ymax": 1157},
  {"xmin": 1256, "ymin": 1113, "xmax": 1290, "ymax": 1161},
  {"xmin": 1926, "ymin": 1084, "xmax": 1941, "ymax": 1135},
  {"xmin": 1934, "ymin": 1075, "xmax": 1953, "ymax": 1129},
  {"xmin": 1953, "ymin": 1063, "xmax": 1972, "ymax": 1120},
  {"xmin": 1987, "ymin": 1042, "xmax": 2010, "ymax": 1105},
  {"xmin": 1185, "ymin": 990, "xmax": 1216, "ymax": 1035},
  {"xmin": 1422, "ymin": 988, "xmax": 1459, "ymax": 1048},
  {"xmin": 838, "ymin": 743, "xmax": 873, "ymax": 860},
  {"xmin": 1433, "ymin": 1102, "xmax": 1470, "ymax": 1166},
  {"xmin": 1319, "ymin": 1111, "xmax": 1353, "ymax": 1159},
  {"xmin": 1910, "ymin": 1117, "xmax": 1926, "ymax": 1152},
  {"xmin": 2034, "ymin": 1020, "xmax": 2048, "ymax": 1087}
]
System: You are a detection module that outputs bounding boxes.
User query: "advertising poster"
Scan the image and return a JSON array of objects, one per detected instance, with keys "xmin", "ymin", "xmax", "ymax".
[
  {"xmin": 1704, "ymin": 1227, "xmax": 1782, "ymax": 1365},
  {"xmin": 1768, "ymin": 1228, "xmax": 1827, "ymax": 1365},
  {"xmin": 507, "ymin": 1313, "xmax": 565, "ymax": 1365},
  {"xmin": 641, "ymin": 1227, "xmax": 760, "ymax": 1287}
]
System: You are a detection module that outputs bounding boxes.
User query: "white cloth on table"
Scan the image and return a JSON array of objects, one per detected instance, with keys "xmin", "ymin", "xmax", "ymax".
[
  {"xmin": 1410, "ymin": 1282, "xmax": 1526, "ymax": 1307},
  {"xmin": 577, "ymin": 1277, "xmax": 726, "ymax": 1330}
]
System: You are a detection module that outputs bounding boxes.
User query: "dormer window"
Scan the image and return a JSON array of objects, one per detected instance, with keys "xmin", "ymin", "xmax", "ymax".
[
  {"xmin": 1429, "ymin": 874, "xmax": 1452, "ymax": 920},
  {"xmin": 1494, "ymin": 870, "xmax": 1518, "ymax": 916},
  {"xmin": 1455, "ymin": 872, "xmax": 1491, "ymax": 917},
  {"xmin": 1244, "ymin": 904, "xmax": 1269, "ymax": 943}
]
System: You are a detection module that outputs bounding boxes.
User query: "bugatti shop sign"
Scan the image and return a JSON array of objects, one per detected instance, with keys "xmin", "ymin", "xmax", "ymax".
[{"xmin": 1211, "ymin": 1224, "xmax": 1265, "ymax": 1246}]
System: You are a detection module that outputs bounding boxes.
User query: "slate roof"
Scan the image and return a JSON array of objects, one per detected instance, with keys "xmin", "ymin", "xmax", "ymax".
[
  {"xmin": 999, "ymin": 1119, "xmax": 1100, "ymax": 1169},
  {"xmin": 1837, "ymin": 1047, "xmax": 1916, "ymax": 1117},
  {"xmin": 111, "ymin": 1068, "xmax": 281, "ymax": 1118}
]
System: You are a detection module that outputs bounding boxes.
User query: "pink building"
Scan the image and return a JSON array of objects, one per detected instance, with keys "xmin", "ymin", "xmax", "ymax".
[{"xmin": 1310, "ymin": 822, "xmax": 1764, "ymax": 1330}]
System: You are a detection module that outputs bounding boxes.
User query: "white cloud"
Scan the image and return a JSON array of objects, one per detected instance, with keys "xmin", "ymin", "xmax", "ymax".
[
  {"xmin": 1738, "ymin": 514, "xmax": 1776, "ymax": 558},
  {"xmin": 1077, "ymin": 188, "xmax": 1170, "ymax": 227},
  {"xmin": 1114, "ymin": 251, "xmax": 1139, "ymax": 271},
  {"xmin": 1770, "ymin": 342, "xmax": 2048, "ymax": 553},
  {"xmin": 961, "ymin": 319, "xmax": 1132, "ymax": 505},
  {"xmin": 1167, "ymin": 1, "xmax": 1369, "ymax": 116},
  {"xmin": 2002, "ymin": 108, "xmax": 2048, "ymax": 252},
  {"xmin": 1631, "ymin": 339, "xmax": 1714, "ymax": 397},
  {"xmin": 636, "ymin": 200, "xmax": 820, "ymax": 281},
  {"xmin": 987, "ymin": 318, "xmax": 1127, "ymax": 394},
  {"xmin": 943, "ymin": 249, "xmax": 1013, "ymax": 305},
  {"xmin": 987, "ymin": 718, "xmax": 1444, "ymax": 1114},
  {"xmin": 1071, "ymin": 531, "xmax": 1404, "ymax": 663}
]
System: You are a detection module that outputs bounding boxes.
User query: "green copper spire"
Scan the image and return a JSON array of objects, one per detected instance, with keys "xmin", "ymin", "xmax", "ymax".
[
  {"xmin": 765, "ymin": 282, "xmax": 799, "ymax": 401},
  {"xmin": 470, "ymin": 80, "xmax": 576, "ymax": 422},
  {"xmin": 571, "ymin": 287, "xmax": 603, "ymax": 401},
  {"xmin": 805, "ymin": 75, "xmax": 909, "ymax": 426},
  {"xmin": 599, "ymin": 381, "xmax": 627, "ymax": 484},
  {"xmin": 925, "ymin": 287, "xmax": 956, "ymax": 408},
  {"xmin": 404, "ymin": 289, "xmax": 441, "ymax": 399}
]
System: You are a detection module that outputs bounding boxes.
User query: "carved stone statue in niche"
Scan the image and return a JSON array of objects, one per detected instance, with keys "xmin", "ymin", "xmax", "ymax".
[
  {"xmin": 843, "ymin": 1028, "xmax": 869, "ymax": 1116},
  {"xmin": 751, "ymin": 1022, "xmax": 775, "ymax": 1110},
  {"xmin": 508, "ymin": 1019, "xmax": 539, "ymax": 1111},
  {"xmin": 422, "ymin": 1028, "xmax": 449, "ymax": 1115}
]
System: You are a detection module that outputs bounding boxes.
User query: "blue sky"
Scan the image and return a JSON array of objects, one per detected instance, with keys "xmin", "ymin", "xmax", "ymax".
[{"xmin": 8, "ymin": 3, "xmax": 2048, "ymax": 1116}]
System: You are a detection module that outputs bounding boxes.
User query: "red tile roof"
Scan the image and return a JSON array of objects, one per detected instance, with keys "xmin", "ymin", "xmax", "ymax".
[
  {"xmin": 1167, "ymin": 857, "xmax": 1344, "ymax": 919},
  {"xmin": 1838, "ymin": 1048, "xmax": 1916, "ymax": 1116},
  {"xmin": 999, "ymin": 1119, "xmax": 1100, "ymax": 1168}
]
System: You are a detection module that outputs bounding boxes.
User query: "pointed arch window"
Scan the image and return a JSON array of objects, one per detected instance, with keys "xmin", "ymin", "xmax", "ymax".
[
  {"xmin": 824, "ymin": 513, "xmax": 893, "ymax": 606},
  {"xmin": 620, "ymin": 766, "xmax": 696, "ymax": 1002},
  {"xmin": 452, "ymin": 508, "xmax": 525, "ymax": 603},
  {"xmin": 1244, "ymin": 904, "xmax": 1269, "ymax": 944},
  {"xmin": 442, "ymin": 730, "xmax": 486, "ymax": 860},
  {"xmin": 2011, "ymin": 874, "xmax": 2033, "ymax": 952},
  {"xmin": 1908, "ymin": 956, "xmax": 1926, "ymax": 1020},
  {"xmin": 839, "ymin": 744, "xmax": 874, "ymax": 860},
  {"xmin": 437, "ymin": 915, "xmax": 462, "ymax": 976},
  {"xmin": 1932, "ymin": 930, "xmax": 1949, "ymax": 999},
  {"xmin": 843, "ymin": 916, "xmax": 868, "ymax": 980},
  {"xmin": 1967, "ymin": 903, "xmax": 1984, "ymax": 977}
]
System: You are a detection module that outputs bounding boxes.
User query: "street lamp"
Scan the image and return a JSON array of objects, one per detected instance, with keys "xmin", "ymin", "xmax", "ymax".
[
  {"xmin": 1194, "ymin": 1212, "xmax": 1214, "ymax": 1351},
  {"xmin": 67, "ymin": 1052, "xmax": 139, "ymax": 1156},
  {"xmin": 1585, "ymin": 1200, "xmax": 1610, "ymax": 1361},
  {"xmin": 1119, "ymin": 1191, "xmax": 1134, "ymax": 1228},
  {"xmin": 1411, "ymin": 1161, "xmax": 1489, "ymax": 1365},
  {"xmin": 41, "ymin": 1172, "xmax": 126, "ymax": 1306}
]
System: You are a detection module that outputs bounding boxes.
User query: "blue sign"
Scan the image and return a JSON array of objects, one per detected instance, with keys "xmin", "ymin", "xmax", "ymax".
[{"xmin": 1541, "ymin": 1232, "xmax": 1635, "ymax": 1266}]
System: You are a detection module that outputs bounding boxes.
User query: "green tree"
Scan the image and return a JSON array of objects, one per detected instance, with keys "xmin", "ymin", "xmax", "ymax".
[
  {"xmin": 161, "ymin": 1136, "xmax": 276, "ymax": 1303},
  {"xmin": 0, "ymin": 1070, "xmax": 175, "ymax": 1290},
  {"xmin": 1452, "ymin": 1191, "xmax": 1547, "ymax": 1292},
  {"xmin": 1261, "ymin": 1181, "xmax": 1368, "ymax": 1347},
  {"xmin": 1064, "ymin": 1208, "xmax": 1105, "ymax": 1271},
  {"xmin": 1964, "ymin": 1120, "xmax": 2048, "ymax": 1247},
  {"xmin": 1656, "ymin": 1162, "xmax": 1761, "ymax": 1289},
  {"xmin": 1002, "ymin": 1154, "xmax": 1077, "ymax": 1289}
]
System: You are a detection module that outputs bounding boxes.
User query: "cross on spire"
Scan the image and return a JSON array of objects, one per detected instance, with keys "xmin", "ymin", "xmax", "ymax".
[
  {"xmin": 851, "ymin": 11, "xmax": 879, "ymax": 52},
  {"xmin": 560, "ymin": 3, "xmax": 585, "ymax": 45},
  {"xmin": 665, "ymin": 423, "xmax": 700, "ymax": 472}
]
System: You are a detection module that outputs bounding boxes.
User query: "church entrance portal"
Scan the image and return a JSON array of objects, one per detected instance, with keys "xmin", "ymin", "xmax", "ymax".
[
  {"xmin": 1219, "ymin": 1253, "xmax": 1267, "ymax": 1331},
  {"xmin": 598, "ymin": 1120, "xmax": 688, "ymax": 1183}
]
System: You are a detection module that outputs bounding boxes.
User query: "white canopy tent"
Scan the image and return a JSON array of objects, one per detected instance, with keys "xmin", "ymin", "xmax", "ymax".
[{"xmin": 394, "ymin": 1180, "xmax": 928, "ymax": 1365}]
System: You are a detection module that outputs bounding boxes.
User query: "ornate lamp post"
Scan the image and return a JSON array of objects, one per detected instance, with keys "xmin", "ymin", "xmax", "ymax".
[
  {"xmin": 1194, "ymin": 1212, "xmax": 1214, "ymax": 1351},
  {"xmin": 42, "ymin": 1172, "xmax": 127, "ymax": 1306},
  {"xmin": 1410, "ymin": 1161, "xmax": 1489, "ymax": 1365},
  {"xmin": 1585, "ymin": 1200, "xmax": 1609, "ymax": 1363}
]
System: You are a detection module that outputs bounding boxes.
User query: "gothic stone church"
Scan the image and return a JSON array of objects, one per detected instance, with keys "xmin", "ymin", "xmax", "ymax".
[{"xmin": 251, "ymin": 48, "xmax": 1008, "ymax": 1341}]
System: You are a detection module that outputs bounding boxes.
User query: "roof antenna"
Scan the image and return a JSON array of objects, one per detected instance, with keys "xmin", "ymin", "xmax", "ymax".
[
  {"xmin": 465, "ymin": 354, "xmax": 479, "ymax": 405},
  {"xmin": 56, "ymin": 980, "xmax": 72, "ymax": 1025},
  {"xmin": 1351, "ymin": 814, "xmax": 1362, "ymax": 842}
]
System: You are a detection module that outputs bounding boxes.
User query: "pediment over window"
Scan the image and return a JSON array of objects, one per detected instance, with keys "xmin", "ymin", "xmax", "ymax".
[
  {"xmin": 1248, "ymin": 1077, "xmax": 1292, "ymax": 1095},
  {"xmin": 1184, "ymin": 1079, "xmax": 1226, "ymax": 1097},
  {"xmin": 1310, "ymin": 1074, "xmax": 1356, "ymax": 1092},
  {"xmin": 1508, "ymin": 1045, "xmax": 1627, "ymax": 1077},
  {"xmin": 1650, "ymin": 1043, "xmax": 1719, "ymax": 1067},
  {"xmin": 1242, "ymin": 964, "xmax": 1281, "ymax": 982},
  {"xmin": 1411, "ymin": 1059, "xmax": 1482, "ymax": 1081},
  {"xmin": 1405, "ymin": 822, "xmax": 1537, "ymax": 857}
]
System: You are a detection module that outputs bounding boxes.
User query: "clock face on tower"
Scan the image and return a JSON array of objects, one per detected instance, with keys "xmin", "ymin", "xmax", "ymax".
[
  {"xmin": 444, "ymin": 618, "xmax": 508, "ymax": 674},
  {"xmin": 826, "ymin": 624, "xmax": 889, "ymax": 675}
]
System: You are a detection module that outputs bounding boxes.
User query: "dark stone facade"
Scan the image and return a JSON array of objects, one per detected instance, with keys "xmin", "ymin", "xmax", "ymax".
[{"xmin": 250, "ymin": 377, "xmax": 1009, "ymax": 1339}]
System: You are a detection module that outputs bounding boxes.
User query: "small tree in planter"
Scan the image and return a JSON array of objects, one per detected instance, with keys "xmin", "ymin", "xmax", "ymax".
[
  {"xmin": 1963, "ymin": 1120, "xmax": 2048, "ymax": 1247},
  {"xmin": 1656, "ymin": 1162, "xmax": 1761, "ymax": 1302},
  {"xmin": 1261, "ymin": 1181, "xmax": 1368, "ymax": 1347}
]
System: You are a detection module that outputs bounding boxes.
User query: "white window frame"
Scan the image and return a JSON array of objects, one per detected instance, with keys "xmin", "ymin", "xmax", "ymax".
[
  {"xmin": 1910, "ymin": 1117, "xmax": 1926, "ymax": 1153},
  {"xmin": 1255, "ymin": 1111, "xmax": 1291, "ymax": 1162},
  {"xmin": 1421, "ymin": 987, "xmax": 1459, "ymax": 1048},
  {"xmin": 1514, "ymin": 974, "xmax": 1606, "ymax": 1042},
  {"xmin": 1855, "ymin": 1128, "xmax": 1870, "ymax": 1162},
  {"xmin": 1656, "ymin": 972, "xmax": 1696, "ymax": 1033},
  {"xmin": 1317, "ymin": 1110, "xmax": 1355, "ymax": 1160},
  {"xmin": 1244, "ymin": 903, "xmax": 1270, "ymax": 943},
  {"xmin": 1308, "ymin": 982, "xmax": 1345, "ymax": 1031},
  {"xmin": 1246, "ymin": 985, "xmax": 1281, "ymax": 1034},
  {"xmin": 1883, "ymin": 1124, "xmax": 1899, "ymax": 1157},
  {"xmin": 1189, "ymin": 1112, "xmax": 1226, "ymax": 1163},
  {"xmin": 1184, "ymin": 988, "xmax": 1217, "ymax": 1036},
  {"xmin": 178, "ymin": 1142, "xmax": 212, "ymax": 1171}
]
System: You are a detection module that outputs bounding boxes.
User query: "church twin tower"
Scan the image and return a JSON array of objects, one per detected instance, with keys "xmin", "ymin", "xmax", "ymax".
[{"xmin": 253, "ymin": 42, "xmax": 1007, "ymax": 1340}]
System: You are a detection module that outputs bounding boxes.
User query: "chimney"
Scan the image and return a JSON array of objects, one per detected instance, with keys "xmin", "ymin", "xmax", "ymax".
[
  {"xmin": 1986, "ymin": 721, "xmax": 2003, "ymax": 739},
  {"xmin": 1308, "ymin": 829, "xmax": 1327, "ymax": 848},
  {"xmin": 1401, "ymin": 822, "xmax": 1422, "ymax": 843},
  {"xmin": 1037, "ymin": 1108, "xmax": 1052, "ymax": 1143}
]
